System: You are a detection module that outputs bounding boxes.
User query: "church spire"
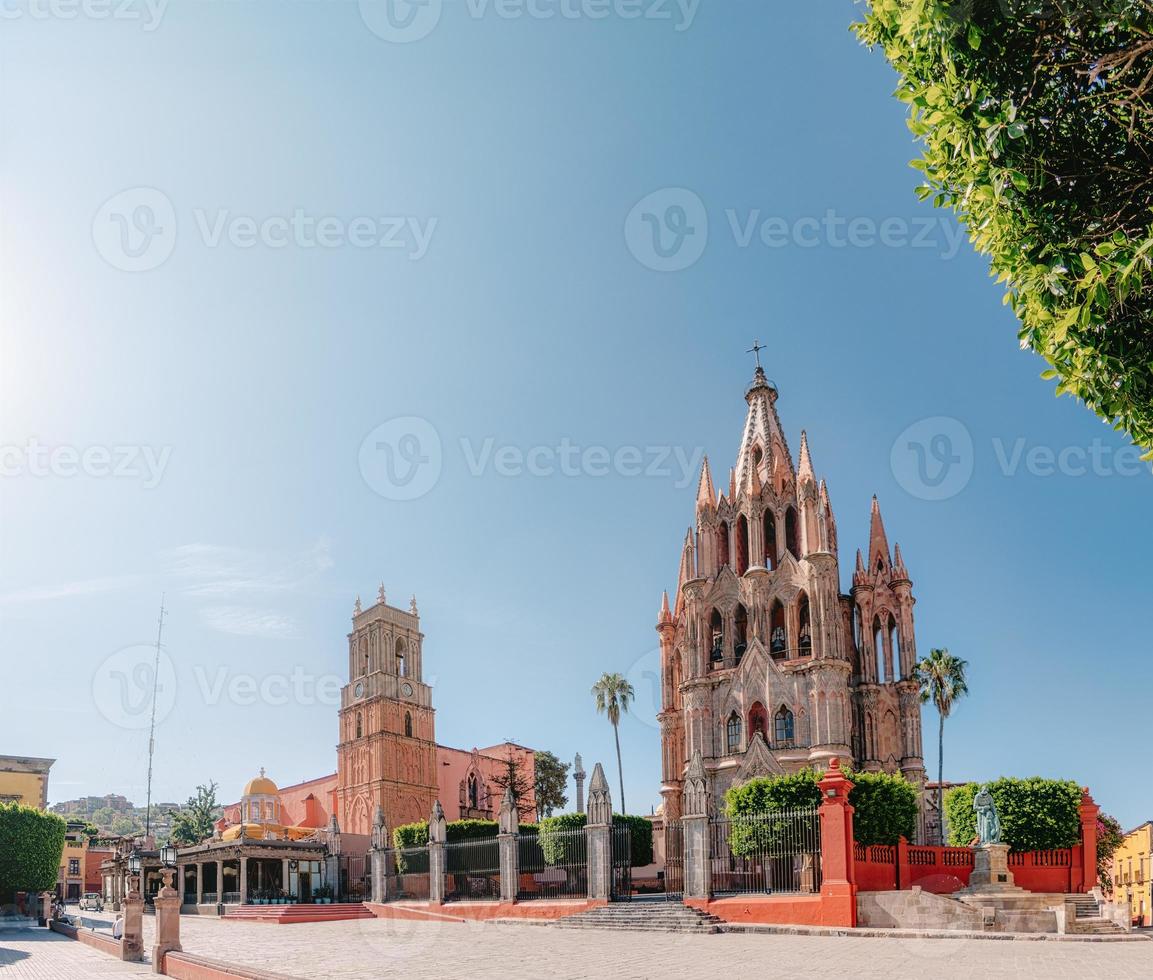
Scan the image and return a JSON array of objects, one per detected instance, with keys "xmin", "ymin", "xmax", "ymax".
[
  {"xmin": 798, "ymin": 430, "xmax": 815, "ymax": 485},
  {"xmin": 695, "ymin": 455, "xmax": 716, "ymax": 512},
  {"xmin": 734, "ymin": 361, "xmax": 792, "ymax": 495},
  {"xmin": 868, "ymin": 495, "xmax": 891, "ymax": 571}
]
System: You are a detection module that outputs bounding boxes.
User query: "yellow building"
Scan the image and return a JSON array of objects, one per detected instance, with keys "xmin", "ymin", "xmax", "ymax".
[
  {"xmin": 1113, "ymin": 821, "xmax": 1152, "ymax": 928},
  {"xmin": 59, "ymin": 823, "xmax": 88, "ymax": 902},
  {"xmin": 0, "ymin": 755, "xmax": 54, "ymax": 808}
]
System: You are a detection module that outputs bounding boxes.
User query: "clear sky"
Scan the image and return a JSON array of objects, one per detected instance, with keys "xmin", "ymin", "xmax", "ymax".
[{"xmin": 2, "ymin": 0, "xmax": 1150, "ymax": 829}]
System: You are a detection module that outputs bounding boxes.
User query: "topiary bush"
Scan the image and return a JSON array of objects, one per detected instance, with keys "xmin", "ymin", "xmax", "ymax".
[
  {"xmin": 849, "ymin": 770, "xmax": 920, "ymax": 847},
  {"xmin": 535, "ymin": 813, "xmax": 653, "ymax": 867},
  {"xmin": 944, "ymin": 778, "xmax": 1082, "ymax": 850},
  {"xmin": 0, "ymin": 803, "xmax": 67, "ymax": 903}
]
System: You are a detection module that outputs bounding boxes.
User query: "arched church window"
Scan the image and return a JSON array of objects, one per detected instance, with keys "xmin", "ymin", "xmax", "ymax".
[
  {"xmin": 735, "ymin": 515, "xmax": 749, "ymax": 575},
  {"xmin": 395, "ymin": 637, "xmax": 407, "ymax": 677},
  {"xmin": 734, "ymin": 604, "xmax": 748, "ymax": 662},
  {"xmin": 404, "ymin": 711, "xmax": 412, "ymax": 738},
  {"xmin": 709, "ymin": 608, "xmax": 724, "ymax": 665},
  {"xmin": 798, "ymin": 593, "xmax": 812, "ymax": 654},
  {"xmin": 774, "ymin": 706, "xmax": 795, "ymax": 746},
  {"xmin": 785, "ymin": 507, "xmax": 800, "ymax": 559},
  {"xmin": 355, "ymin": 713, "xmax": 363, "ymax": 739},
  {"xmin": 467, "ymin": 774, "xmax": 479, "ymax": 810},
  {"xmin": 889, "ymin": 619, "xmax": 901, "ymax": 681},
  {"xmin": 726, "ymin": 712, "xmax": 742, "ymax": 754},
  {"xmin": 748, "ymin": 702, "xmax": 768, "ymax": 740},
  {"xmin": 873, "ymin": 617, "xmax": 885, "ymax": 683},
  {"xmin": 770, "ymin": 600, "xmax": 787, "ymax": 657},
  {"xmin": 763, "ymin": 511, "xmax": 777, "ymax": 569},
  {"xmin": 717, "ymin": 522, "xmax": 730, "ymax": 570}
]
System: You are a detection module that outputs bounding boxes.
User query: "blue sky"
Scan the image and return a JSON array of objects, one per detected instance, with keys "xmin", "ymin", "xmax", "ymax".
[{"xmin": 2, "ymin": 0, "xmax": 1150, "ymax": 829}]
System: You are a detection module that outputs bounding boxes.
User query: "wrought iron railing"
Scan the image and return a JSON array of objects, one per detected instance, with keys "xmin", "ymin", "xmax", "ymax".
[
  {"xmin": 443, "ymin": 838, "xmax": 501, "ymax": 902},
  {"xmin": 387, "ymin": 847, "xmax": 430, "ymax": 901},
  {"xmin": 222, "ymin": 891, "xmax": 241, "ymax": 904},
  {"xmin": 708, "ymin": 808, "xmax": 822, "ymax": 896},
  {"xmin": 663, "ymin": 820, "xmax": 684, "ymax": 899},
  {"xmin": 517, "ymin": 828, "xmax": 588, "ymax": 901},
  {"xmin": 611, "ymin": 823, "xmax": 632, "ymax": 901}
]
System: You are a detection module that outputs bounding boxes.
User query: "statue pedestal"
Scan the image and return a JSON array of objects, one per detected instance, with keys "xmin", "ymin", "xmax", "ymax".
[{"xmin": 966, "ymin": 844, "xmax": 1015, "ymax": 890}]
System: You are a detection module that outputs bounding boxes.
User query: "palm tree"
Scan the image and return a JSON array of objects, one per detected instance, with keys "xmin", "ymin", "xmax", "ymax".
[
  {"xmin": 591, "ymin": 672, "xmax": 635, "ymax": 815},
  {"xmin": 914, "ymin": 648, "xmax": 969, "ymax": 845}
]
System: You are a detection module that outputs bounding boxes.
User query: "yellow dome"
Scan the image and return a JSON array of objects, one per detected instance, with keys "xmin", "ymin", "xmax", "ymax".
[{"xmin": 243, "ymin": 770, "xmax": 279, "ymax": 796}]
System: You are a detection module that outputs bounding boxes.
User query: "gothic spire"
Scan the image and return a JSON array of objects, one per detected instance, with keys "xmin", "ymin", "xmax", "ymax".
[
  {"xmin": 798, "ymin": 430, "xmax": 815, "ymax": 485},
  {"xmin": 695, "ymin": 455, "xmax": 716, "ymax": 512},
  {"xmin": 658, "ymin": 590, "xmax": 673, "ymax": 626},
  {"xmin": 734, "ymin": 365, "xmax": 793, "ymax": 494},
  {"xmin": 868, "ymin": 495, "xmax": 891, "ymax": 570}
]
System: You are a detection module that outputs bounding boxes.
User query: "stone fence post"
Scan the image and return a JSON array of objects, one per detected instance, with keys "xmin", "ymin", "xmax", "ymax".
[
  {"xmin": 370, "ymin": 805, "xmax": 391, "ymax": 904},
  {"xmin": 681, "ymin": 749, "xmax": 711, "ymax": 900},
  {"xmin": 817, "ymin": 758, "xmax": 857, "ymax": 928},
  {"xmin": 152, "ymin": 868, "xmax": 182, "ymax": 974},
  {"xmin": 324, "ymin": 814, "xmax": 342, "ymax": 902},
  {"xmin": 498, "ymin": 787, "xmax": 519, "ymax": 904},
  {"xmin": 121, "ymin": 874, "xmax": 144, "ymax": 962},
  {"xmin": 585, "ymin": 763, "xmax": 613, "ymax": 901},
  {"xmin": 1078, "ymin": 787, "xmax": 1099, "ymax": 894},
  {"xmin": 896, "ymin": 835, "xmax": 910, "ymax": 891},
  {"xmin": 428, "ymin": 801, "xmax": 447, "ymax": 906}
]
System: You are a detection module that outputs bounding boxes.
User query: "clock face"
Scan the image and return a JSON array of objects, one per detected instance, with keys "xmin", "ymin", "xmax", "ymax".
[
  {"xmin": 401, "ymin": 682, "xmax": 414, "ymax": 698},
  {"xmin": 354, "ymin": 682, "xmax": 364, "ymax": 698}
]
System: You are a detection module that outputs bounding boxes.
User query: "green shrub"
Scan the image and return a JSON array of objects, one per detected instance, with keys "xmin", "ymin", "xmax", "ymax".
[
  {"xmin": 944, "ymin": 778, "xmax": 1082, "ymax": 851},
  {"xmin": 535, "ymin": 813, "xmax": 653, "ymax": 867},
  {"xmin": 724, "ymin": 768, "xmax": 919, "ymax": 848},
  {"xmin": 0, "ymin": 803, "xmax": 67, "ymax": 902}
]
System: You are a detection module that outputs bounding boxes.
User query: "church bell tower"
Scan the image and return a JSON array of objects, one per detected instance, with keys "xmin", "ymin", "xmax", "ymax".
[{"xmin": 336, "ymin": 587, "xmax": 438, "ymax": 836}]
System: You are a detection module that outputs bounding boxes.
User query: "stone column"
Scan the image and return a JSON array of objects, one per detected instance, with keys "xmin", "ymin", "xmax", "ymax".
[
  {"xmin": 39, "ymin": 891, "xmax": 53, "ymax": 927},
  {"xmin": 817, "ymin": 758, "xmax": 857, "ymax": 928},
  {"xmin": 282, "ymin": 858, "xmax": 290, "ymax": 899},
  {"xmin": 324, "ymin": 815, "xmax": 342, "ymax": 902},
  {"xmin": 573, "ymin": 753, "xmax": 586, "ymax": 815},
  {"xmin": 120, "ymin": 874, "xmax": 144, "ymax": 962},
  {"xmin": 195, "ymin": 862, "xmax": 203, "ymax": 906},
  {"xmin": 1078, "ymin": 787, "xmax": 1100, "ymax": 894},
  {"xmin": 239, "ymin": 856, "xmax": 249, "ymax": 905},
  {"xmin": 176, "ymin": 867, "xmax": 185, "ymax": 906},
  {"xmin": 497, "ymin": 787, "xmax": 519, "ymax": 904},
  {"xmin": 369, "ymin": 805, "xmax": 390, "ymax": 904},
  {"xmin": 681, "ymin": 749, "xmax": 711, "ymax": 900},
  {"xmin": 428, "ymin": 801, "xmax": 447, "ymax": 906},
  {"xmin": 215, "ymin": 860, "xmax": 223, "ymax": 904},
  {"xmin": 585, "ymin": 763, "xmax": 613, "ymax": 901},
  {"xmin": 112, "ymin": 867, "xmax": 122, "ymax": 911},
  {"xmin": 151, "ymin": 869, "xmax": 182, "ymax": 974}
]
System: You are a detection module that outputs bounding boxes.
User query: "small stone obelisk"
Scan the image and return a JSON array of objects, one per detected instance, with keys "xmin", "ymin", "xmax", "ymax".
[{"xmin": 573, "ymin": 753, "xmax": 587, "ymax": 814}]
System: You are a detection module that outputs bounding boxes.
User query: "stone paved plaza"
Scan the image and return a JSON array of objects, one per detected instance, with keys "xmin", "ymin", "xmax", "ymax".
[{"xmin": 3, "ymin": 913, "xmax": 1151, "ymax": 980}]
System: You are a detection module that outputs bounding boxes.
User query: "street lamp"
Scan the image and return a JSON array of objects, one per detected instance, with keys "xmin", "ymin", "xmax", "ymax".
[
  {"xmin": 127, "ymin": 852, "xmax": 142, "ymax": 875},
  {"xmin": 160, "ymin": 844, "xmax": 177, "ymax": 868}
]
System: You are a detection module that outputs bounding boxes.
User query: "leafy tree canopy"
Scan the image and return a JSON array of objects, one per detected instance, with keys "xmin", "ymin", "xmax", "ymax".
[
  {"xmin": 944, "ymin": 777, "xmax": 1082, "ymax": 849},
  {"xmin": 170, "ymin": 782, "xmax": 221, "ymax": 846},
  {"xmin": 533, "ymin": 751, "xmax": 571, "ymax": 821},
  {"xmin": 857, "ymin": 0, "xmax": 1153, "ymax": 450},
  {"xmin": 0, "ymin": 803, "xmax": 67, "ymax": 901}
]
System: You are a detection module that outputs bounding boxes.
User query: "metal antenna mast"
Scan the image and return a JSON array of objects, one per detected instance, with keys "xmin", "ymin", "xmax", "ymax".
[{"xmin": 144, "ymin": 594, "xmax": 167, "ymax": 840}]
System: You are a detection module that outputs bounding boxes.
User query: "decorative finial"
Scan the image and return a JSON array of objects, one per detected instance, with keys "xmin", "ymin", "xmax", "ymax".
[
  {"xmin": 747, "ymin": 339, "xmax": 767, "ymax": 369},
  {"xmin": 410, "ymin": 594, "xmax": 418, "ymax": 615},
  {"xmin": 378, "ymin": 583, "xmax": 386, "ymax": 603},
  {"xmin": 259, "ymin": 767, "xmax": 266, "ymax": 779},
  {"xmin": 354, "ymin": 596, "xmax": 362, "ymax": 615}
]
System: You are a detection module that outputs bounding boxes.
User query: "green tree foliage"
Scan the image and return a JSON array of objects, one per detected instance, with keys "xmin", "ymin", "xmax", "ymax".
[
  {"xmin": 724, "ymin": 768, "xmax": 919, "ymax": 850},
  {"xmin": 591, "ymin": 672, "xmax": 635, "ymax": 814},
  {"xmin": 1097, "ymin": 812, "xmax": 1124, "ymax": 889},
  {"xmin": 914, "ymin": 648, "xmax": 969, "ymax": 844},
  {"xmin": 0, "ymin": 803, "xmax": 67, "ymax": 901},
  {"xmin": 856, "ymin": 1, "xmax": 1153, "ymax": 449},
  {"xmin": 170, "ymin": 782, "xmax": 221, "ymax": 846},
  {"xmin": 944, "ymin": 777, "xmax": 1081, "ymax": 850},
  {"xmin": 536, "ymin": 813, "xmax": 653, "ymax": 867},
  {"xmin": 533, "ymin": 751, "xmax": 571, "ymax": 821}
]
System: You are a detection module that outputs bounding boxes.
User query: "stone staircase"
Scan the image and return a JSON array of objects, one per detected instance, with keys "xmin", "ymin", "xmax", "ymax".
[
  {"xmin": 1068, "ymin": 895, "xmax": 1127, "ymax": 936},
  {"xmin": 223, "ymin": 902, "xmax": 376, "ymax": 924},
  {"xmin": 553, "ymin": 900, "xmax": 724, "ymax": 934}
]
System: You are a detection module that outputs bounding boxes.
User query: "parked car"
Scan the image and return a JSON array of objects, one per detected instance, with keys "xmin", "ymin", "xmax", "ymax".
[{"xmin": 79, "ymin": 893, "xmax": 104, "ymax": 912}]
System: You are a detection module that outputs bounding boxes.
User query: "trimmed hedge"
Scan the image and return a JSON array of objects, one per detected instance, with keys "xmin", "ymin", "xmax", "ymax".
[
  {"xmin": 0, "ymin": 803, "xmax": 67, "ymax": 902},
  {"xmin": 724, "ymin": 768, "xmax": 919, "ymax": 847},
  {"xmin": 944, "ymin": 778, "xmax": 1082, "ymax": 851},
  {"xmin": 535, "ymin": 813, "xmax": 654, "ymax": 867}
]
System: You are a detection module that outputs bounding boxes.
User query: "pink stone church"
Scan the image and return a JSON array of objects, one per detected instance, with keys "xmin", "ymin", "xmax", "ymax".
[{"xmin": 657, "ymin": 365, "xmax": 927, "ymax": 824}]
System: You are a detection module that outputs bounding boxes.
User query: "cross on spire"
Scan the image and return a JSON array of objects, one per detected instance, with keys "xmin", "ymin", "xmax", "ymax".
[{"xmin": 747, "ymin": 339, "xmax": 767, "ymax": 369}]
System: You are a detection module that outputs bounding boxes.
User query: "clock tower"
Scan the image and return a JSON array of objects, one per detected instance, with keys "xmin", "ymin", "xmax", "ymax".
[{"xmin": 336, "ymin": 587, "xmax": 438, "ymax": 836}]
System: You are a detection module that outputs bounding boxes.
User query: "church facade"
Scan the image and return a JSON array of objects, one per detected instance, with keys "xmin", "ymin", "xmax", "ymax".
[{"xmin": 656, "ymin": 367, "xmax": 926, "ymax": 826}]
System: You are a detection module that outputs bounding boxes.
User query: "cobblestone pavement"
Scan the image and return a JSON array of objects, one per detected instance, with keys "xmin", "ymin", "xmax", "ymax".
[
  {"xmin": 0, "ymin": 929, "xmax": 152, "ymax": 979},
  {"xmin": 16, "ymin": 912, "xmax": 1153, "ymax": 979}
]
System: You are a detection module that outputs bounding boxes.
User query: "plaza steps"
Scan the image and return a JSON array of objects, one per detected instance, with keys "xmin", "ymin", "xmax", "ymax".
[
  {"xmin": 223, "ymin": 902, "xmax": 375, "ymax": 924},
  {"xmin": 1069, "ymin": 896, "xmax": 1127, "ymax": 936},
  {"xmin": 553, "ymin": 900, "xmax": 724, "ymax": 934}
]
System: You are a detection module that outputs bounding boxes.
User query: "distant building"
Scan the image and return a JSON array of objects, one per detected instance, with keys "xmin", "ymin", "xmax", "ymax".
[
  {"xmin": 1113, "ymin": 821, "xmax": 1152, "ymax": 927},
  {"xmin": 51, "ymin": 793, "xmax": 134, "ymax": 817},
  {"xmin": 0, "ymin": 755, "xmax": 54, "ymax": 808},
  {"xmin": 58, "ymin": 822, "xmax": 90, "ymax": 901}
]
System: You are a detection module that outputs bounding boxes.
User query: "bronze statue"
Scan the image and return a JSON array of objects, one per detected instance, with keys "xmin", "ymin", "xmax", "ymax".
[{"xmin": 973, "ymin": 785, "xmax": 1002, "ymax": 846}]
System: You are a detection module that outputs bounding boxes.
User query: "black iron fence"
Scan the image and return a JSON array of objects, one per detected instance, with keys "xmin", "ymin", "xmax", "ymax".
[
  {"xmin": 517, "ymin": 827, "xmax": 588, "ymax": 901},
  {"xmin": 663, "ymin": 820, "xmax": 684, "ymax": 899},
  {"xmin": 387, "ymin": 847, "xmax": 431, "ymax": 901},
  {"xmin": 443, "ymin": 837, "xmax": 501, "ymax": 902},
  {"xmin": 708, "ymin": 807, "xmax": 821, "ymax": 896},
  {"xmin": 611, "ymin": 823, "xmax": 632, "ymax": 901},
  {"xmin": 339, "ymin": 855, "xmax": 370, "ymax": 903}
]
